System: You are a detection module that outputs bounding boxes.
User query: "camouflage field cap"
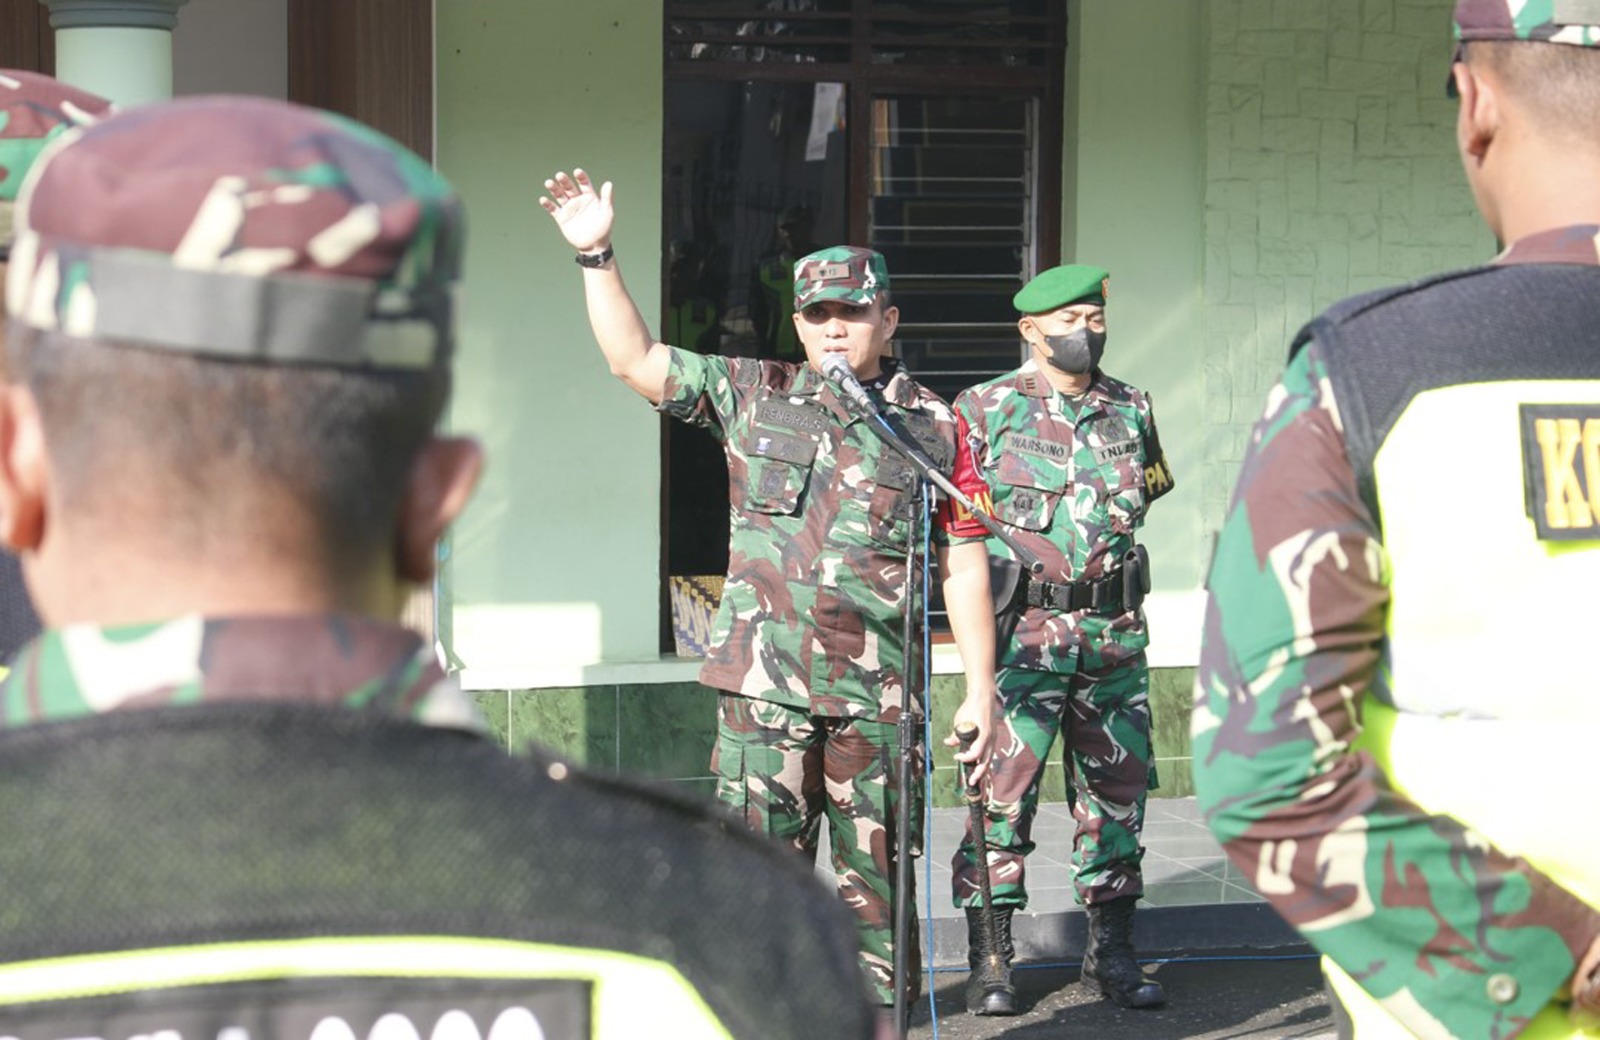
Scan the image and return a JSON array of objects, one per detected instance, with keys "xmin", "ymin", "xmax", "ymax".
[
  {"xmin": 1013, "ymin": 263, "xmax": 1110, "ymax": 315},
  {"xmin": 1453, "ymin": 0, "xmax": 1600, "ymax": 45},
  {"xmin": 0, "ymin": 70, "xmax": 111, "ymax": 256},
  {"xmin": 793, "ymin": 246, "xmax": 889, "ymax": 307},
  {"xmin": 7, "ymin": 94, "xmax": 462, "ymax": 370}
]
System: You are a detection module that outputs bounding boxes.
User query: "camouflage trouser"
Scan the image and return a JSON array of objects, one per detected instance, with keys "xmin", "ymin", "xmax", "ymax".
[
  {"xmin": 950, "ymin": 652, "xmax": 1155, "ymax": 909},
  {"xmin": 712, "ymin": 693, "xmax": 922, "ymax": 1006}
]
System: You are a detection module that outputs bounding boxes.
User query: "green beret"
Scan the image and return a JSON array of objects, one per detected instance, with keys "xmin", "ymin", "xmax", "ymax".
[{"xmin": 1013, "ymin": 264, "xmax": 1110, "ymax": 315}]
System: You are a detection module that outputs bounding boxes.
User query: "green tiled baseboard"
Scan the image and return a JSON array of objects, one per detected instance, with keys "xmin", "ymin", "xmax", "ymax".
[{"xmin": 473, "ymin": 666, "xmax": 1196, "ymax": 810}]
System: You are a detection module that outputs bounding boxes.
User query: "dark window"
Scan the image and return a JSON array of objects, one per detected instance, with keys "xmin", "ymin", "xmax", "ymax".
[{"xmin": 661, "ymin": 0, "xmax": 1066, "ymax": 647}]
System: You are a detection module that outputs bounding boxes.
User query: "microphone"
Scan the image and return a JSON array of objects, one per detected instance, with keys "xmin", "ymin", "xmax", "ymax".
[{"xmin": 820, "ymin": 353, "xmax": 880, "ymax": 415}]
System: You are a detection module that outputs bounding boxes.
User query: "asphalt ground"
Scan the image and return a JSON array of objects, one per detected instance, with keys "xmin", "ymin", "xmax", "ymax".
[{"xmin": 906, "ymin": 951, "xmax": 1335, "ymax": 1040}]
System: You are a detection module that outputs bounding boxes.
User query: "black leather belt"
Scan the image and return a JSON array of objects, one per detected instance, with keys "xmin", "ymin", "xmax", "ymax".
[{"xmin": 1021, "ymin": 571, "xmax": 1127, "ymax": 613}]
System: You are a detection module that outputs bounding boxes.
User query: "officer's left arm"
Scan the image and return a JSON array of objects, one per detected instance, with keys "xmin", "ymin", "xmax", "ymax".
[
  {"xmin": 1193, "ymin": 341, "xmax": 1600, "ymax": 1036},
  {"xmin": 937, "ymin": 538, "xmax": 1000, "ymax": 786},
  {"xmin": 936, "ymin": 408, "xmax": 1001, "ymax": 784}
]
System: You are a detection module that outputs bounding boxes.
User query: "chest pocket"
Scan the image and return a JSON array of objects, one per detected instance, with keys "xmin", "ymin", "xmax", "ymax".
[
  {"xmin": 994, "ymin": 440, "xmax": 1070, "ymax": 532},
  {"xmin": 743, "ymin": 428, "xmax": 818, "ymax": 515},
  {"xmin": 866, "ymin": 412, "xmax": 955, "ymax": 545},
  {"xmin": 1077, "ymin": 422, "xmax": 1147, "ymax": 534}
]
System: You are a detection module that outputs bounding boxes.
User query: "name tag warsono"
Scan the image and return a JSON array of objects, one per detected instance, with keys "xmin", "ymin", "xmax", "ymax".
[
  {"xmin": 1001, "ymin": 433, "xmax": 1069, "ymax": 463},
  {"xmin": 754, "ymin": 399, "xmax": 830, "ymax": 434}
]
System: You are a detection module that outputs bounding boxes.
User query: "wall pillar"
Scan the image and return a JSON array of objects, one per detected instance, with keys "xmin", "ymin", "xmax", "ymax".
[{"xmin": 39, "ymin": 0, "xmax": 188, "ymax": 105}]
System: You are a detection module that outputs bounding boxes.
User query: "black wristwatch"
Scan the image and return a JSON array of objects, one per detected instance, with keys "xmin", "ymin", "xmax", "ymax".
[{"xmin": 574, "ymin": 245, "xmax": 614, "ymax": 268}]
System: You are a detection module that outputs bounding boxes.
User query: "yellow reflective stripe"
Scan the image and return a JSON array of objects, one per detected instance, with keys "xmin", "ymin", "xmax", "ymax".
[{"xmin": 0, "ymin": 935, "xmax": 734, "ymax": 1040}]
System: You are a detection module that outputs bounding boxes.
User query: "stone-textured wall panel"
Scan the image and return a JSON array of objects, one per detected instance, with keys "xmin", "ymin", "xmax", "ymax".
[{"xmin": 1201, "ymin": 0, "xmax": 1487, "ymax": 537}]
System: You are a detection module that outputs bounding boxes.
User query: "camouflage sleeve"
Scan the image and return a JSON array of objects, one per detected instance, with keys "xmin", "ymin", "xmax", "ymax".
[
  {"xmin": 1193, "ymin": 339, "xmax": 1600, "ymax": 1038},
  {"xmin": 936, "ymin": 409, "xmax": 993, "ymax": 543},
  {"xmin": 658, "ymin": 347, "xmax": 742, "ymax": 441}
]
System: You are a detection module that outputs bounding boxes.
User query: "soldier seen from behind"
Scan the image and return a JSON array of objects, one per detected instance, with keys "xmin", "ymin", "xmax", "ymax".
[
  {"xmin": 1195, "ymin": 1, "xmax": 1600, "ymax": 1036},
  {"xmin": 0, "ymin": 96, "xmax": 879, "ymax": 1039},
  {"xmin": 541, "ymin": 167, "xmax": 1002, "ymax": 1016},
  {"xmin": 945, "ymin": 264, "xmax": 1175, "ymax": 1015}
]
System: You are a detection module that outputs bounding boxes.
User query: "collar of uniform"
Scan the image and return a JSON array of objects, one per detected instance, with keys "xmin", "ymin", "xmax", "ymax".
[
  {"xmin": 1014, "ymin": 358, "xmax": 1109, "ymax": 404},
  {"xmin": 785, "ymin": 361, "xmax": 855, "ymax": 424},
  {"xmin": 1016, "ymin": 358, "xmax": 1052, "ymax": 398},
  {"xmin": 790, "ymin": 356, "xmax": 915, "ymax": 421},
  {"xmin": 1493, "ymin": 224, "xmax": 1600, "ymax": 267},
  {"xmin": 0, "ymin": 614, "xmax": 483, "ymax": 733},
  {"xmin": 878, "ymin": 356, "xmax": 920, "ymax": 410}
]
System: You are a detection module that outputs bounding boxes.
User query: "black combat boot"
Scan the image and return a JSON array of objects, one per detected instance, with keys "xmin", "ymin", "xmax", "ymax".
[
  {"xmin": 963, "ymin": 905, "xmax": 1019, "ymax": 1015},
  {"xmin": 1081, "ymin": 896, "xmax": 1165, "ymax": 1008}
]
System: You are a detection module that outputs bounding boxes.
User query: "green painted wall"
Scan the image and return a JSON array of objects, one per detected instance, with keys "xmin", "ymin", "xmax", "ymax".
[
  {"xmin": 1198, "ymin": 0, "xmax": 1489, "ymax": 534},
  {"xmin": 1066, "ymin": 0, "xmax": 1208, "ymax": 596},
  {"xmin": 437, "ymin": 1, "xmax": 667, "ymax": 676}
]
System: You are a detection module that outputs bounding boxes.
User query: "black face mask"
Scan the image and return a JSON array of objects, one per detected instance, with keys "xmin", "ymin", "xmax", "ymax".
[{"xmin": 1042, "ymin": 328, "xmax": 1106, "ymax": 375}]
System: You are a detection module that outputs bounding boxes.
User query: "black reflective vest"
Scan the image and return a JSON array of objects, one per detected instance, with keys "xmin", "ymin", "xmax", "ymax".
[
  {"xmin": 1290, "ymin": 261, "xmax": 1600, "ymax": 1038},
  {"xmin": 0, "ymin": 703, "xmax": 877, "ymax": 1040}
]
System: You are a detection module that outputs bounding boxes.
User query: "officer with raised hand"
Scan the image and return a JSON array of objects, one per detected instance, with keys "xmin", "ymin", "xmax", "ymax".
[
  {"xmin": 945, "ymin": 264, "xmax": 1174, "ymax": 1015},
  {"xmin": 1195, "ymin": 1, "xmax": 1600, "ymax": 1035},
  {"xmin": 0, "ymin": 96, "xmax": 879, "ymax": 1039},
  {"xmin": 542, "ymin": 167, "xmax": 1002, "ymax": 1015}
]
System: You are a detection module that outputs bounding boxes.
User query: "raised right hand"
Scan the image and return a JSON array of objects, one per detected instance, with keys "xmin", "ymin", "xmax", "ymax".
[{"xmin": 539, "ymin": 168, "xmax": 614, "ymax": 253}]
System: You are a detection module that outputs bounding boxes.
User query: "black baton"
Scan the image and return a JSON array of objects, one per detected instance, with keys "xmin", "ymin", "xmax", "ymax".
[{"xmin": 957, "ymin": 722, "xmax": 1005, "ymax": 996}]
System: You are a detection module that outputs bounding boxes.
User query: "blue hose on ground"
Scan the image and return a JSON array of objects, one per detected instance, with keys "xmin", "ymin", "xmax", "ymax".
[{"xmin": 916, "ymin": 494, "xmax": 942, "ymax": 1040}]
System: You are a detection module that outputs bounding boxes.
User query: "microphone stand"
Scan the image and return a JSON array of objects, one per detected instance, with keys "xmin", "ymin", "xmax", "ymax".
[
  {"xmin": 820, "ymin": 355, "xmax": 1038, "ymax": 571},
  {"xmin": 863, "ymin": 406, "xmax": 1045, "ymax": 578},
  {"xmin": 833, "ymin": 388, "xmax": 1042, "ymax": 1039},
  {"xmin": 891, "ymin": 477, "xmax": 926, "ymax": 1039}
]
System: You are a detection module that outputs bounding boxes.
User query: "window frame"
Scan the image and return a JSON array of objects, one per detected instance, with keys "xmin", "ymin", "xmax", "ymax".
[{"xmin": 660, "ymin": 1, "xmax": 1068, "ymax": 651}]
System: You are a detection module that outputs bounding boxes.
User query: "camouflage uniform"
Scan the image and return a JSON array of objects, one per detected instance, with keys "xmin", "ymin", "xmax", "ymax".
[
  {"xmin": 662, "ymin": 246, "xmax": 959, "ymax": 1004},
  {"xmin": 0, "ymin": 70, "xmax": 110, "ymax": 663},
  {"xmin": 948, "ymin": 276, "xmax": 1174, "ymax": 914},
  {"xmin": 0, "ymin": 616, "xmax": 480, "ymax": 731},
  {"xmin": 0, "ymin": 69, "xmax": 110, "ymax": 251},
  {"xmin": 1195, "ymin": 8, "xmax": 1600, "ymax": 1036},
  {"xmin": 0, "ymin": 97, "xmax": 880, "ymax": 1040}
]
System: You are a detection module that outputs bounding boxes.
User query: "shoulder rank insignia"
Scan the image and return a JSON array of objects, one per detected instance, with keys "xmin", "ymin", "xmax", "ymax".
[{"xmin": 1520, "ymin": 404, "xmax": 1600, "ymax": 540}]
